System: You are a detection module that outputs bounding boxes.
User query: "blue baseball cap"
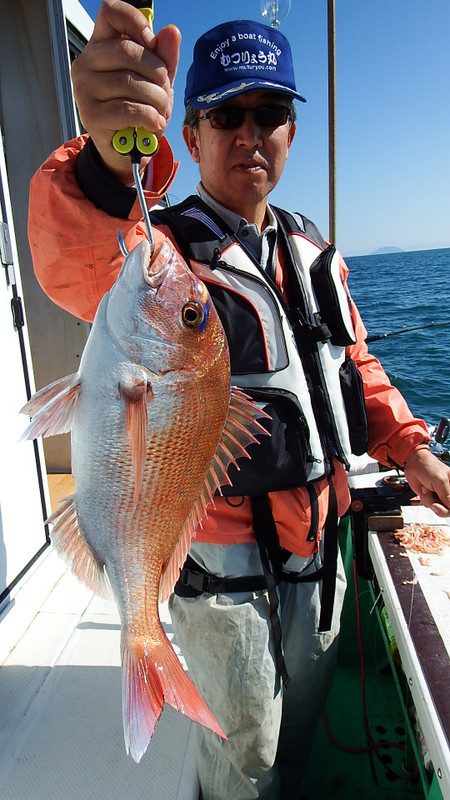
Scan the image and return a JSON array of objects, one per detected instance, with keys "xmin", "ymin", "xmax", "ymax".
[{"xmin": 184, "ymin": 20, "xmax": 306, "ymax": 109}]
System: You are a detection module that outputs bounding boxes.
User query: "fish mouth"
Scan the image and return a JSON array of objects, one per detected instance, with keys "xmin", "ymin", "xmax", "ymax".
[{"xmin": 144, "ymin": 242, "xmax": 174, "ymax": 289}]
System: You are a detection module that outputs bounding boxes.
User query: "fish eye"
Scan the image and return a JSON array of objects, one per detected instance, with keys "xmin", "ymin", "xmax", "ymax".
[{"xmin": 181, "ymin": 301, "xmax": 206, "ymax": 329}]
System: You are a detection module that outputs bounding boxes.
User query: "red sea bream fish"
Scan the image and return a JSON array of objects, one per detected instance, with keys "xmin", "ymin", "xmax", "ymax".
[{"xmin": 21, "ymin": 236, "xmax": 269, "ymax": 762}]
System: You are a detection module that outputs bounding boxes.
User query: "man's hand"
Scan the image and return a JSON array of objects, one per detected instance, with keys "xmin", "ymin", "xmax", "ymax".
[
  {"xmin": 71, "ymin": 0, "xmax": 181, "ymax": 182},
  {"xmin": 404, "ymin": 448, "xmax": 450, "ymax": 516}
]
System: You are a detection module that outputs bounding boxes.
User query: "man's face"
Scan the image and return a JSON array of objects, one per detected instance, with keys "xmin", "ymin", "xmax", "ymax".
[{"xmin": 183, "ymin": 90, "xmax": 296, "ymax": 220}]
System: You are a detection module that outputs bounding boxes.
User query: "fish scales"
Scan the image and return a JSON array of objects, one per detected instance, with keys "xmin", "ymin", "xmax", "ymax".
[{"xmin": 21, "ymin": 234, "xmax": 270, "ymax": 762}]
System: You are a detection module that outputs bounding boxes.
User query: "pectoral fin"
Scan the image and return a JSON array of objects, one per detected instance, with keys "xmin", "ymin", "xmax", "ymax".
[
  {"xmin": 20, "ymin": 373, "xmax": 81, "ymax": 439},
  {"xmin": 159, "ymin": 387, "xmax": 270, "ymax": 600},
  {"xmin": 119, "ymin": 368, "xmax": 153, "ymax": 511}
]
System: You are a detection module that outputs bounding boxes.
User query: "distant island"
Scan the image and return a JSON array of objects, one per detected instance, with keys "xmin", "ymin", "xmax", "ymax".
[{"xmin": 370, "ymin": 246, "xmax": 405, "ymax": 255}]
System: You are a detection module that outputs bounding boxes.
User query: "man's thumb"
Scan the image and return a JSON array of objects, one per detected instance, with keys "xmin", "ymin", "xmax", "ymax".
[
  {"xmin": 91, "ymin": 0, "xmax": 154, "ymax": 47},
  {"xmin": 150, "ymin": 24, "xmax": 182, "ymax": 85}
]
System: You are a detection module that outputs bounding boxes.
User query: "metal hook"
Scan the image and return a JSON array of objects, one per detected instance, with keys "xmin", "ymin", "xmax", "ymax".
[
  {"xmin": 117, "ymin": 229, "xmax": 129, "ymax": 258},
  {"xmin": 132, "ymin": 162, "xmax": 155, "ymax": 257}
]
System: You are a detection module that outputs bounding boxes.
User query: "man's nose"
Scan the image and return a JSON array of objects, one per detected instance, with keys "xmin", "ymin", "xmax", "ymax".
[{"xmin": 234, "ymin": 111, "xmax": 263, "ymax": 145}]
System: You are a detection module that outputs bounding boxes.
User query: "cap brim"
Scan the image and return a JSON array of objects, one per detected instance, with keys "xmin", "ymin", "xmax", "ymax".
[{"xmin": 187, "ymin": 78, "xmax": 306, "ymax": 109}]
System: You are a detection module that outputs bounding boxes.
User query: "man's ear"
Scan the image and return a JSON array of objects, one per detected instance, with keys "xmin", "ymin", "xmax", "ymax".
[
  {"xmin": 183, "ymin": 124, "xmax": 200, "ymax": 163},
  {"xmin": 287, "ymin": 121, "xmax": 296, "ymax": 152}
]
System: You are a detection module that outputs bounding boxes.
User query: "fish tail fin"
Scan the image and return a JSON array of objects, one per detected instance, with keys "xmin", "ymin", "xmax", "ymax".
[
  {"xmin": 154, "ymin": 638, "xmax": 227, "ymax": 739},
  {"xmin": 122, "ymin": 634, "xmax": 226, "ymax": 763},
  {"xmin": 121, "ymin": 637, "xmax": 164, "ymax": 763}
]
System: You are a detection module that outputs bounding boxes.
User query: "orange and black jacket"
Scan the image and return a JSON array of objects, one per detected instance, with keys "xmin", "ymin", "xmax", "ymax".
[{"xmin": 28, "ymin": 135, "xmax": 429, "ymax": 557}]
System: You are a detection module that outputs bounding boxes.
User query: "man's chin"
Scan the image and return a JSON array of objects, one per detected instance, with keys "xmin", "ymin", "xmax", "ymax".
[{"xmin": 230, "ymin": 175, "xmax": 271, "ymax": 198}]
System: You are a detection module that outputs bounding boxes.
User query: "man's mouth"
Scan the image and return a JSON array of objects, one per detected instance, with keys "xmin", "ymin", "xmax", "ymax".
[{"xmin": 233, "ymin": 161, "xmax": 266, "ymax": 173}]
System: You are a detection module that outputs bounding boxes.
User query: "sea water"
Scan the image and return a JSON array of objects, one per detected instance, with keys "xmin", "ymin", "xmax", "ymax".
[{"xmin": 346, "ymin": 248, "xmax": 450, "ymax": 426}]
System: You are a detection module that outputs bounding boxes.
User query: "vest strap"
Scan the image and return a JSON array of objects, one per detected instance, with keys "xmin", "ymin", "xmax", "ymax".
[
  {"xmin": 173, "ymin": 486, "xmax": 339, "ymax": 681},
  {"xmin": 250, "ymin": 494, "xmax": 291, "ymax": 688},
  {"xmin": 317, "ymin": 479, "xmax": 339, "ymax": 632},
  {"xmin": 177, "ymin": 557, "xmax": 270, "ymax": 595},
  {"xmin": 175, "ymin": 555, "xmax": 325, "ymax": 597}
]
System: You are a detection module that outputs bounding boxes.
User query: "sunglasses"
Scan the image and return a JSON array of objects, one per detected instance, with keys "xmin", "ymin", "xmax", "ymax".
[{"xmin": 198, "ymin": 105, "xmax": 293, "ymax": 130}]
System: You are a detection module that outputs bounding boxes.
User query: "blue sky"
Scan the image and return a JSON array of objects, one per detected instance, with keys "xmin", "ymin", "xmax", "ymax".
[{"xmin": 80, "ymin": 1, "xmax": 450, "ymax": 256}]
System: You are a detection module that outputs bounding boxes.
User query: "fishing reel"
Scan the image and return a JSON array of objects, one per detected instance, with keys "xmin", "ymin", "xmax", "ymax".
[{"xmin": 430, "ymin": 417, "xmax": 450, "ymax": 462}]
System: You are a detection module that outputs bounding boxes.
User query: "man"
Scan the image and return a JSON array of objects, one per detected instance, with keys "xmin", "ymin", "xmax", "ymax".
[{"xmin": 28, "ymin": 3, "xmax": 450, "ymax": 799}]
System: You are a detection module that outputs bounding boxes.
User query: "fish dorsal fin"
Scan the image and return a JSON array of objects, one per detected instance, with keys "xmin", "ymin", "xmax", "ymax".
[
  {"xmin": 159, "ymin": 387, "xmax": 270, "ymax": 601},
  {"xmin": 20, "ymin": 373, "xmax": 81, "ymax": 439},
  {"xmin": 119, "ymin": 367, "xmax": 153, "ymax": 512},
  {"xmin": 47, "ymin": 495, "xmax": 109, "ymax": 597}
]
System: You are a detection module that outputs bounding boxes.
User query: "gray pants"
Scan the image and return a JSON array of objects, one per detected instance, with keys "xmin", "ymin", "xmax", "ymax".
[{"xmin": 169, "ymin": 543, "xmax": 346, "ymax": 800}]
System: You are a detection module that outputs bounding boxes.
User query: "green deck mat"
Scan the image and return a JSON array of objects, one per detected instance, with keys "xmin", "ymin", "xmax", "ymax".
[{"xmin": 299, "ymin": 517, "xmax": 435, "ymax": 800}]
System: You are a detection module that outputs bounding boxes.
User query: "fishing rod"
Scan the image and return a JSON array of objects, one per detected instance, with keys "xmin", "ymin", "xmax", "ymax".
[{"xmin": 366, "ymin": 320, "xmax": 450, "ymax": 343}]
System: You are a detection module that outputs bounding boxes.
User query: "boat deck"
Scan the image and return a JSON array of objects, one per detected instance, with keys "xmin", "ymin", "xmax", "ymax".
[
  {"xmin": 0, "ymin": 474, "xmax": 198, "ymax": 799},
  {"xmin": 0, "ymin": 553, "xmax": 198, "ymax": 800},
  {"xmin": 0, "ymin": 552, "xmax": 198, "ymax": 800}
]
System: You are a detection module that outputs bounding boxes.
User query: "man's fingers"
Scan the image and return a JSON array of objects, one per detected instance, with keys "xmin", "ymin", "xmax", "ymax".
[
  {"xmin": 94, "ymin": 70, "xmax": 168, "ymax": 107},
  {"xmin": 91, "ymin": 0, "xmax": 154, "ymax": 47},
  {"xmin": 420, "ymin": 486, "xmax": 450, "ymax": 516},
  {"xmin": 72, "ymin": 38, "xmax": 172, "ymax": 135},
  {"xmin": 428, "ymin": 501, "xmax": 450, "ymax": 517},
  {"xmin": 95, "ymin": 99, "xmax": 167, "ymax": 135},
  {"xmin": 71, "ymin": 0, "xmax": 178, "ymax": 176},
  {"xmin": 78, "ymin": 38, "xmax": 169, "ymax": 87}
]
